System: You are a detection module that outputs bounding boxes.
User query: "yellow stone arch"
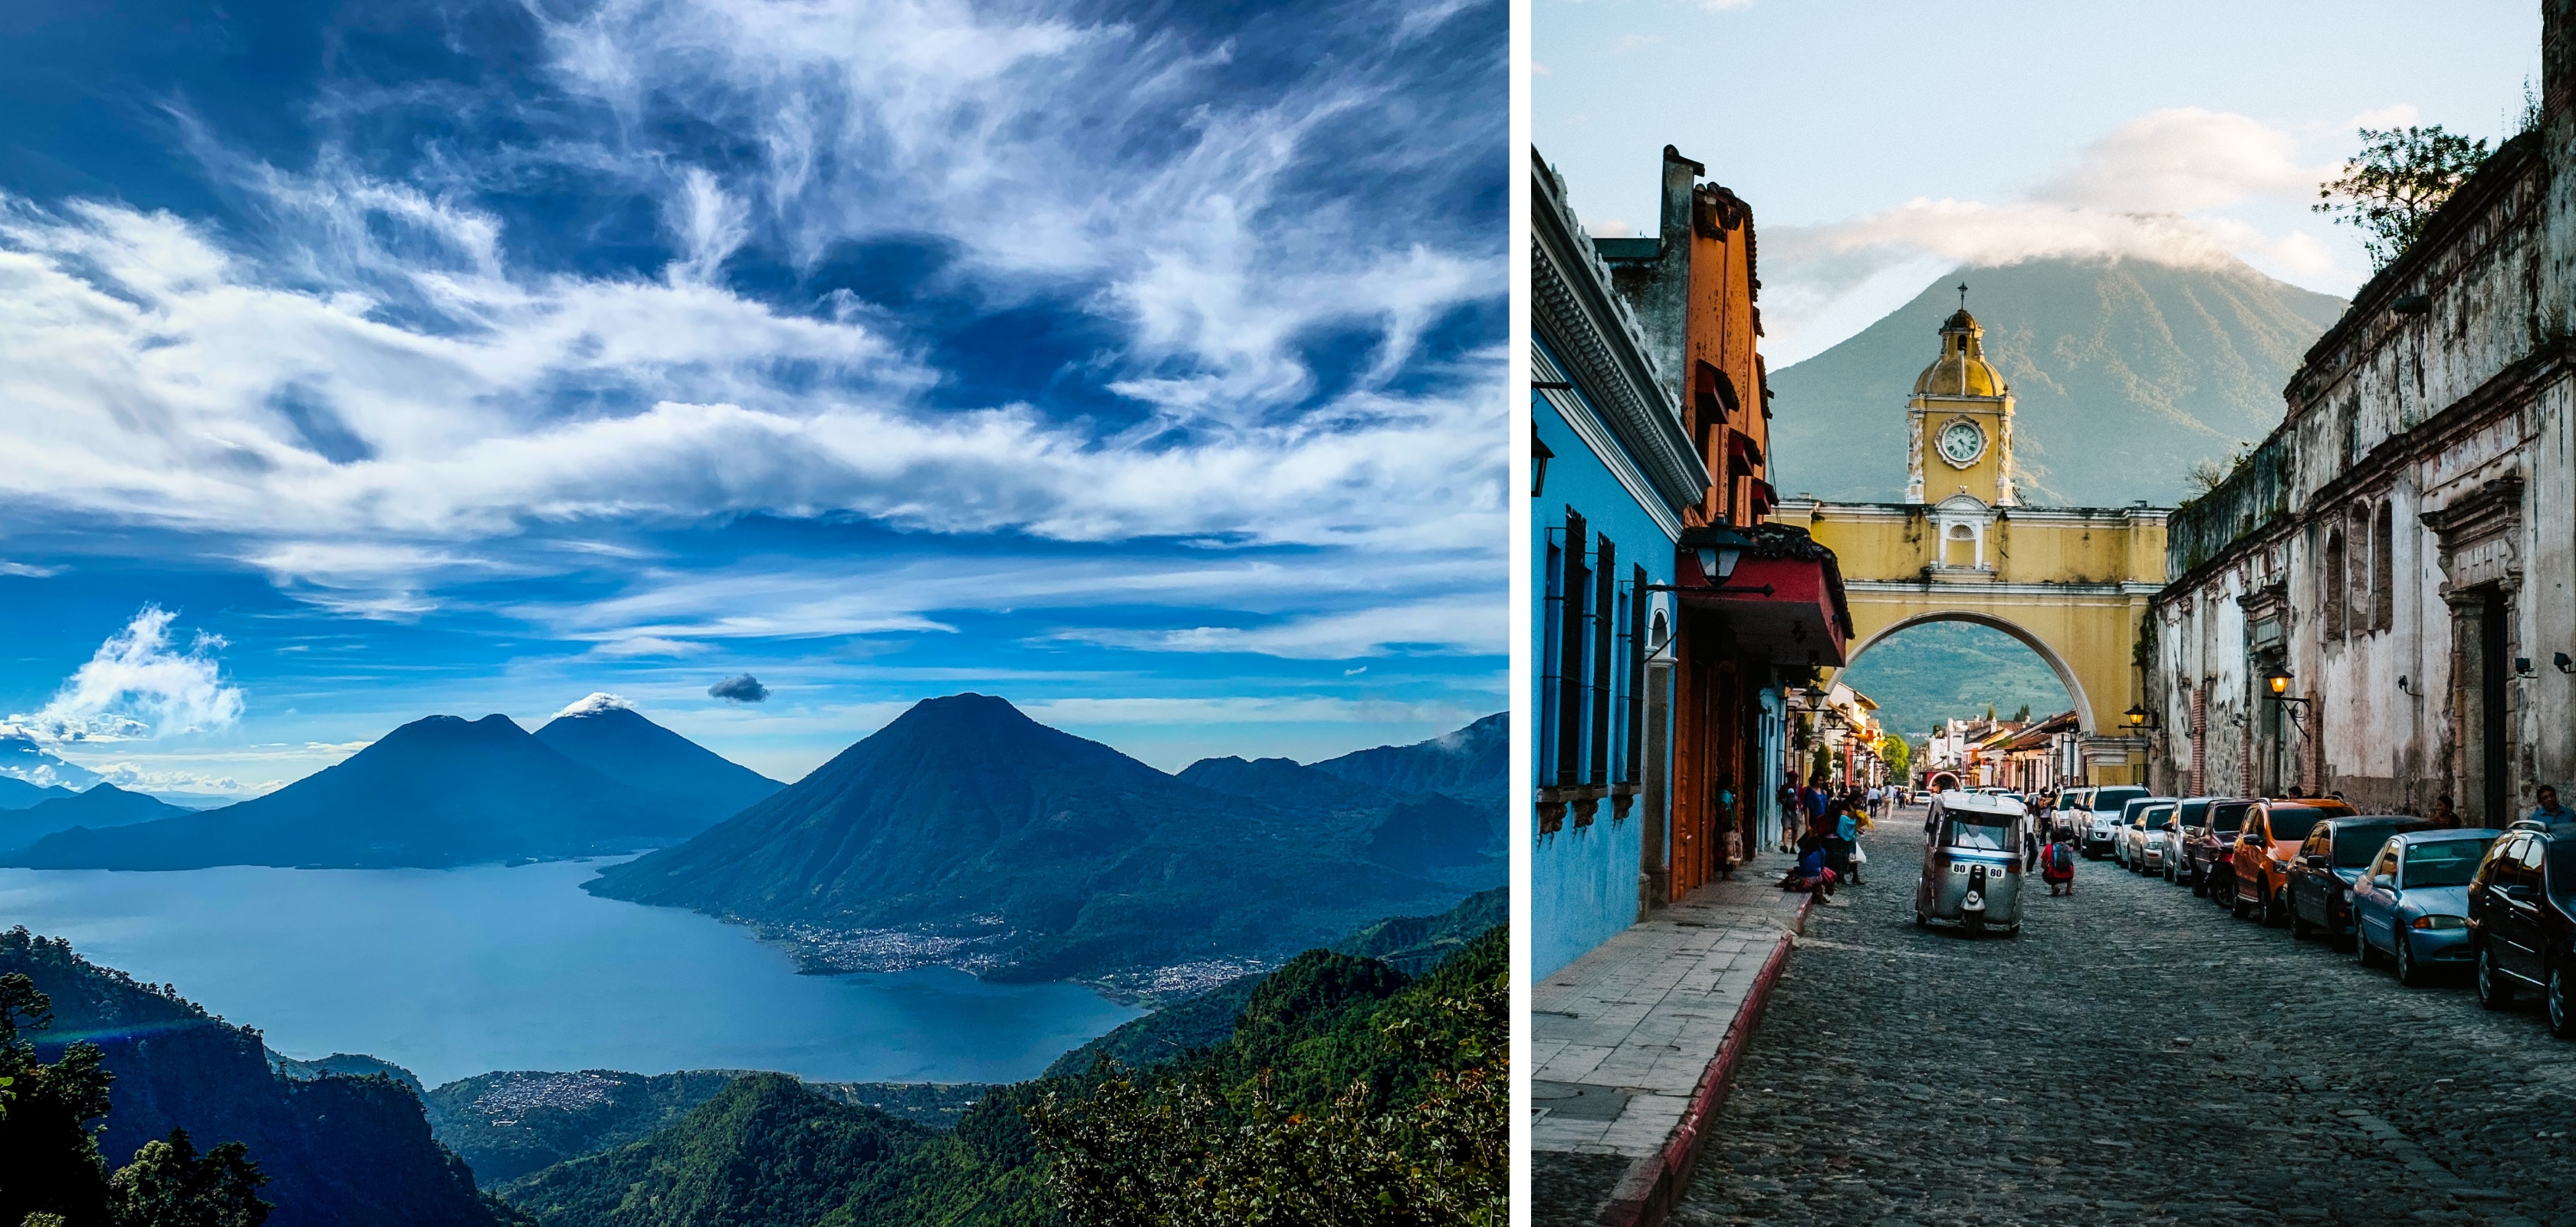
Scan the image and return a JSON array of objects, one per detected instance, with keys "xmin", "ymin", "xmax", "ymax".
[{"xmin": 1773, "ymin": 498, "xmax": 2168, "ymax": 781}]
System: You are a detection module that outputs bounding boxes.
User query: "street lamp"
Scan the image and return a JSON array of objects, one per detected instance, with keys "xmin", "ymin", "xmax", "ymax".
[
  {"xmin": 2265, "ymin": 665, "xmax": 2292, "ymax": 696},
  {"xmin": 2122, "ymin": 702, "xmax": 2157, "ymax": 731}
]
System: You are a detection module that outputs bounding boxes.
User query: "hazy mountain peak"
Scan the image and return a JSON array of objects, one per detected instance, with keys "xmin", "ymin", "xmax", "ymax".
[{"xmin": 1768, "ymin": 256, "xmax": 2347, "ymax": 506}]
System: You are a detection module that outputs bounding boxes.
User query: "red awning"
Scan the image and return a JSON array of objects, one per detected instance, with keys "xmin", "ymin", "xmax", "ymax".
[{"xmin": 1674, "ymin": 550, "xmax": 1849, "ymax": 667}]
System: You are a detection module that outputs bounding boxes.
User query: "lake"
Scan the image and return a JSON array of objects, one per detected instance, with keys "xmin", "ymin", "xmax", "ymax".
[{"xmin": 0, "ymin": 858, "xmax": 1142, "ymax": 1087}]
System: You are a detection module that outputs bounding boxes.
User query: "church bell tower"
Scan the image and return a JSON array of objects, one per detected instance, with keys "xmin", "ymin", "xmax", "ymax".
[{"xmin": 1904, "ymin": 289, "xmax": 2016, "ymax": 507}]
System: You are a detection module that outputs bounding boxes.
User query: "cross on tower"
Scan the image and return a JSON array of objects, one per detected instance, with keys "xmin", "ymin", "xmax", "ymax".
[{"xmin": 1956, "ymin": 281, "xmax": 1968, "ymax": 311}]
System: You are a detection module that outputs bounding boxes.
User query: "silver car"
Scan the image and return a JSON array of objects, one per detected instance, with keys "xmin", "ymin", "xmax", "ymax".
[
  {"xmin": 2114, "ymin": 797, "xmax": 2180, "ymax": 872},
  {"xmin": 2081, "ymin": 785, "xmax": 2148, "ymax": 858}
]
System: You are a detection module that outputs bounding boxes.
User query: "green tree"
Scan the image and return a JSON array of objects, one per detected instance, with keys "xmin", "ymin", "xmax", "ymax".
[
  {"xmin": 0, "ymin": 973, "xmax": 271, "ymax": 1227},
  {"xmin": 107, "ymin": 1131, "xmax": 268, "ymax": 1227},
  {"xmin": 2314, "ymin": 125, "xmax": 2490, "ymax": 270},
  {"xmin": 1878, "ymin": 735, "xmax": 1912, "ymax": 779},
  {"xmin": 1026, "ymin": 941, "xmax": 1505, "ymax": 1226}
]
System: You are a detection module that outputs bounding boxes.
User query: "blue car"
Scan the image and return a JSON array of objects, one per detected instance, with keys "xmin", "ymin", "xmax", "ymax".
[{"xmin": 2351, "ymin": 829, "xmax": 2503, "ymax": 985}]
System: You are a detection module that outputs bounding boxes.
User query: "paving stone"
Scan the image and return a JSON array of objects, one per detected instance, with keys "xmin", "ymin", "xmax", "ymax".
[{"xmin": 1664, "ymin": 807, "xmax": 2576, "ymax": 1227}]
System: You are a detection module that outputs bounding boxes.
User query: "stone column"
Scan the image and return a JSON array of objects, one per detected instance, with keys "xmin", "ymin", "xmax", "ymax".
[
  {"xmin": 2447, "ymin": 587, "xmax": 2491, "ymax": 824},
  {"xmin": 1639, "ymin": 660, "xmax": 1672, "ymax": 918}
]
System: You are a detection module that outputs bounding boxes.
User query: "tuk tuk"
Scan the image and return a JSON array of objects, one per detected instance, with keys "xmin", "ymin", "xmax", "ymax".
[{"xmin": 1914, "ymin": 790, "xmax": 2030, "ymax": 936}]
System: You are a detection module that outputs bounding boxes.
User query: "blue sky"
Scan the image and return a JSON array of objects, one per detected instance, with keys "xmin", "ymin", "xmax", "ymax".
[
  {"xmin": 1536, "ymin": 0, "xmax": 2538, "ymax": 362},
  {"xmin": 0, "ymin": 0, "xmax": 1506, "ymax": 794}
]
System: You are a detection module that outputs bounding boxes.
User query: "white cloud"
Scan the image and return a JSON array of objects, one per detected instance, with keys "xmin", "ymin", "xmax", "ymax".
[
  {"xmin": 2033, "ymin": 107, "xmax": 2331, "ymax": 213},
  {"xmin": 1056, "ymin": 594, "xmax": 1503, "ymax": 660},
  {"xmin": 1763, "ymin": 107, "xmax": 2368, "ymax": 362},
  {"xmin": 0, "ymin": 561, "xmax": 59, "ymax": 577},
  {"xmin": 90, "ymin": 763, "xmax": 258, "ymax": 794},
  {"xmin": 508, "ymin": 551, "xmax": 1500, "ymax": 656},
  {"xmin": 4, "ymin": 607, "xmax": 246, "ymax": 742},
  {"xmin": 555, "ymin": 692, "xmax": 636, "ymax": 718}
]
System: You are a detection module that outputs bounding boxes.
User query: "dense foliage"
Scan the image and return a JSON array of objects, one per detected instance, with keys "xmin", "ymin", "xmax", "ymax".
[
  {"xmin": 0, "ymin": 970, "xmax": 271, "ymax": 1227},
  {"xmin": 2315, "ymin": 125, "xmax": 2492, "ymax": 271},
  {"xmin": 1026, "ymin": 927, "xmax": 1506, "ymax": 1226},
  {"xmin": 424, "ymin": 1070, "xmax": 991, "ymax": 1187}
]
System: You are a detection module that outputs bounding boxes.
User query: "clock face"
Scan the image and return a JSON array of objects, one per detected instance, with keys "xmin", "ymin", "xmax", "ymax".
[{"xmin": 1937, "ymin": 419, "xmax": 1986, "ymax": 466}]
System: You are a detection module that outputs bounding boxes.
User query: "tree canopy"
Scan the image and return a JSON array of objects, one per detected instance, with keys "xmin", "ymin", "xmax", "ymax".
[{"xmin": 2314, "ymin": 125, "xmax": 2492, "ymax": 271}]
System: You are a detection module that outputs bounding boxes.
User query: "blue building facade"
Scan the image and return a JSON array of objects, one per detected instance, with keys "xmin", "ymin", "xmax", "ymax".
[{"xmin": 1530, "ymin": 150, "xmax": 1710, "ymax": 981}]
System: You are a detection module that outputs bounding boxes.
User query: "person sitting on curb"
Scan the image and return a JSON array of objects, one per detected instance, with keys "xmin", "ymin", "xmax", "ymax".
[{"xmin": 1779, "ymin": 840, "xmax": 1838, "ymax": 904}]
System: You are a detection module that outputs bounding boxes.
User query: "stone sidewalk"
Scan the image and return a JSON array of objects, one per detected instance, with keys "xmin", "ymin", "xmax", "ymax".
[{"xmin": 1531, "ymin": 852, "xmax": 1819, "ymax": 1227}]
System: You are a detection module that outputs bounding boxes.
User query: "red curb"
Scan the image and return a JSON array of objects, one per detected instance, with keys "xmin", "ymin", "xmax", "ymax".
[{"xmin": 1592, "ymin": 890, "xmax": 1815, "ymax": 1227}]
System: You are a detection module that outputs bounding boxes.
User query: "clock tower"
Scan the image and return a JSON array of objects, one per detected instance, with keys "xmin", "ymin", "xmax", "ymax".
[{"xmin": 1904, "ymin": 296, "xmax": 2016, "ymax": 507}]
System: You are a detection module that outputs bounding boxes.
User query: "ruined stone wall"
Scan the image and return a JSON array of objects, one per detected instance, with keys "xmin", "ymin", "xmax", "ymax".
[{"xmin": 2152, "ymin": 122, "xmax": 2575, "ymax": 819}]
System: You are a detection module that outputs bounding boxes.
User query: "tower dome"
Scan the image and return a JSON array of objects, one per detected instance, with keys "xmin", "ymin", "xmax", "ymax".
[{"xmin": 1912, "ymin": 308, "xmax": 2006, "ymax": 397}]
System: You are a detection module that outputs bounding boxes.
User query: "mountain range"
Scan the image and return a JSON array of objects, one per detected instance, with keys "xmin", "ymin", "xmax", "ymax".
[
  {"xmin": 0, "ymin": 782, "xmax": 192, "ymax": 853},
  {"xmin": 1768, "ymin": 256, "xmax": 2347, "ymax": 507},
  {"xmin": 5, "ymin": 698, "xmax": 780, "ymax": 870},
  {"xmin": 586, "ymin": 694, "xmax": 1504, "ymax": 982}
]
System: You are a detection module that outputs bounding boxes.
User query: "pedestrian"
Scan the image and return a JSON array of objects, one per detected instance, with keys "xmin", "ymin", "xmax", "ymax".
[
  {"xmin": 1827, "ymin": 798, "xmax": 1862, "ymax": 887},
  {"xmin": 2526, "ymin": 785, "xmax": 2573, "ymax": 829},
  {"xmin": 2427, "ymin": 798, "xmax": 2461, "ymax": 829},
  {"xmin": 2042, "ymin": 826, "xmax": 2078, "ymax": 896},
  {"xmin": 1711, "ymin": 775, "xmax": 1739, "ymax": 881}
]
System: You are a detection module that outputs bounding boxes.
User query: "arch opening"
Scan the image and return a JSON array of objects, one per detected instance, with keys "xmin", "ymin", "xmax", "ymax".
[{"xmin": 1841, "ymin": 610, "xmax": 2094, "ymax": 738}]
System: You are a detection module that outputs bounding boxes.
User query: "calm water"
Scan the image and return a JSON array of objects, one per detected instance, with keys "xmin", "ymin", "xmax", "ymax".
[{"xmin": 0, "ymin": 859, "xmax": 1141, "ymax": 1087}]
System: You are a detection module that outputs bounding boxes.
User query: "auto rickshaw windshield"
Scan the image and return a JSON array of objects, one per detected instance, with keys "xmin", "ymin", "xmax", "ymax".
[{"xmin": 1944, "ymin": 817, "xmax": 2015, "ymax": 852}]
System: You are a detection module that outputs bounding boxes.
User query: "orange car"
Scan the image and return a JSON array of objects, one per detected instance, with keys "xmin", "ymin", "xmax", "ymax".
[{"xmin": 2232, "ymin": 798, "xmax": 2356, "ymax": 926}]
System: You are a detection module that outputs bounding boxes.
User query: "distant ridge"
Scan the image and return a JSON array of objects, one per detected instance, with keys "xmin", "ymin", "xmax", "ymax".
[
  {"xmin": 0, "ymin": 782, "xmax": 190, "ymax": 852},
  {"xmin": 1769, "ymin": 257, "xmax": 2347, "ymax": 506},
  {"xmin": 6, "ymin": 703, "xmax": 774, "ymax": 870},
  {"xmin": 1308, "ymin": 712, "xmax": 1506, "ymax": 807}
]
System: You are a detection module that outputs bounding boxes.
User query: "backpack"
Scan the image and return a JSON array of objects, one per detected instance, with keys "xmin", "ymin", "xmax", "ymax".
[{"xmin": 2049, "ymin": 842, "xmax": 2075, "ymax": 873}]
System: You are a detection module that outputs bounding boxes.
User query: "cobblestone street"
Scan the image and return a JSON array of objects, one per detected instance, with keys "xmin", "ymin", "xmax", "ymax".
[{"xmin": 1661, "ymin": 808, "xmax": 2576, "ymax": 1227}]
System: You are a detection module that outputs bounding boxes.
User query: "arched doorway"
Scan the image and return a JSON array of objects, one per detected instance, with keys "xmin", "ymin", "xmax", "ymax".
[{"xmin": 1839, "ymin": 614, "xmax": 2083, "ymax": 794}]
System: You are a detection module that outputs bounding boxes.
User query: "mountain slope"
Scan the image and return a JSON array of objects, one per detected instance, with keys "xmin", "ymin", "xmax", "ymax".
[
  {"xmin": 495, "ymin": 1074, "xmax": 937, "ymax": 1227},
  {"xmin": 0, "ymin": 783, "xmax": 188, "ymax": 851},
  {"xmin": 422, "ymin": 1069, "xmax": 992, "ymax": 1188},
  {"xmin": 0, "ymin": 774, "xmax": 76, "ymax": 810},
  {"xmin": 0, "ymin": 928, "xmax": 508, "ymax": 1227},
  {"xmin": 586, "ymin": 695, "xmax": 1490, "ymax": 981},
  {"xmin": 5, "ymin": 714, "xmax": 674, "ymax": 870},
  {"xmin": 1307, "ymin": 712, "xmax": 1506, "ymax": 807},
  {"xmin": 533, "ymin": 694, "xmax": 783, "ymax": 827},
  {"xmin": 1768, "ymin": 257, "xmax": 2348, "ymax": 506}
]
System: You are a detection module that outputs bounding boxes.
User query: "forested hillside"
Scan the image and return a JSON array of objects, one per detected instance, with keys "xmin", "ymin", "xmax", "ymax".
[{"xmin": 488, "ymin": 924, "xmax": 1506, "ymax": 1225}]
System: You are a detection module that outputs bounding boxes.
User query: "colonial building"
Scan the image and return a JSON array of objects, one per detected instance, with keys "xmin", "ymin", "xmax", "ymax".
[
  {"xmin": 1530, "ymin": 145, "xmax": 1850, "ymax": 980},
  {"xmin": 2148, "ymin": 15, "xmax": 2576, "ymax": 820}
]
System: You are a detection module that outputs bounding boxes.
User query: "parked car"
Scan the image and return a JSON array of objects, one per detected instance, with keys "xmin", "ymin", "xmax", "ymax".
[
  {"xmin": 2354, "ymin": 829, "xmax": 2502, "ymax": 985},
  {"xmin": 2467, "ymin": 823, "xmax": 2576, "ymax": 1037},
  {"xmin": 2285, "ymin": 815, "xmax": 2432, "ymax": 946},
  {"xmin": 2052, "ymin": 788, "xmax": 2091, "ymax": 834},
  {"xmin": 2232, "ymin": 798, "xmax": 2356, "ymax": 926},
  {"xmin": 2113, "ymin": 798, "xmax": 2178, "ymax": 872},
  {"xmin": 2078, "ymin": 785, "xmax": 2148, "ymax": 859},
  {"xmin": 2180, "ymin": 798, "xmax": 2256, "ymax": 896}
]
